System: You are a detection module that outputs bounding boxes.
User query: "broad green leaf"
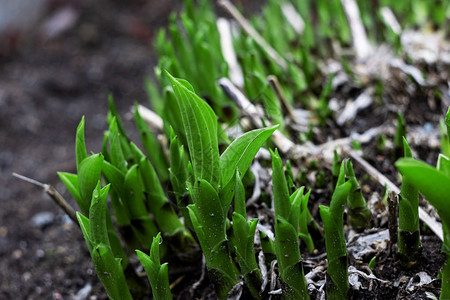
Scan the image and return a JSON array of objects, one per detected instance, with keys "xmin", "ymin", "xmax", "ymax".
[
  {"xmin": 166, "ymin": 71, "xmax": 220, "ymax": 188},
  {"xmin": 58, "ymin": 172, "xmax": 82, "ymax": 204},
  {"xmin": 189, "ymin": 179, "xmax": 226, "ymax": 250},
  {"xmin": 75, "ymin": 116, "xmax": 87, "ymax": 171},
  {"xmin": 275, "ymin": 217, "xmax": 301, "ymax": 272},
  {"xmin": 396, "ymin": 158, "xmax": 450, "ymax": 224},
  {"xmin": 220, "ymin": 125, "xmax": 279, "ymax": 187},
  {"xmin": 78, "ymin": 154, "xmax": 104, "ymax": 216}
]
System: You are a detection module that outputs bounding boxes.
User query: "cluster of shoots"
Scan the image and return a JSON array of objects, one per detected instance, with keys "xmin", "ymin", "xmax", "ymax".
[
  {"xmin": 51, "ymin": 0, "xmax": 450, "ymax": 299},
  {"xmin": 396, "ymin": 107, "xmax": 450, "ymax": 298}
]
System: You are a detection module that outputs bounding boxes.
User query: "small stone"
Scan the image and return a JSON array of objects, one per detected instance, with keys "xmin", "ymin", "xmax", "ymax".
[
  {"xmin": 22, "ymin": 272, "xmax": 31, "ymax": 282},
  {"xmin": 36, "ymin": 248, "xmax": 45, "ymax": 258},
  {"xmin": 31, "ymin": 212, "xmax": 54, "ymax": 228},
  {"xmin": 0, "ymin": 226, "xmax": 8, "ymax": 237},
  {"xmin": 12, "ymin": 249, "xmax": 22, "ymax": 259}
]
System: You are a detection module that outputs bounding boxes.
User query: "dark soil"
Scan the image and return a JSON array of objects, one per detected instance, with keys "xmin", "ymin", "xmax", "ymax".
[
  {"xmin": 0, "ymin": 1, "xmax": 179, "ymax": 299},
  {"xmin": 0, "ymin": 1, "xmax": 448, "ymax": 299}
]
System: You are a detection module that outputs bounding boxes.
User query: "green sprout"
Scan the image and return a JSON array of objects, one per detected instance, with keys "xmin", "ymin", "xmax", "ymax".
[
  {"xmin": 393, "ymin": 112, "xmax": 406, "ymax": 159},
  {"xmin": 271, "ymin": 148, "xmax": 310, "ymax": 300},
  {"xmin": 319, "ymin": 161, "xmax": 352, "ymax": 300},
  {"xmin": 396, "ymin": 156, "xmax": 450, "ymax": 299},
  {"xmin": 440, "ymin": 107, "xmax": 450, "ymax": 158},
  {"xmin": 77, "ymin": 182, "xmax": 133, "ymax": 300},
  {"xmin": 58, "ymin": 118, "xmax": 128, "ymax": 265},
  {"xmin": 368, "ymin": 256, "xmax": 377, "ymax": 270},
  {"xmin": 297, "ymin": 189, "xmax": 315, "ymax": 253},
  {"xmin": 397, "ymin": 137, "xmax": 421, "ymax": 265},
  {"xmin": 231, "ymin": 172, "xmax": 262, "ymax": 299},
  {"xmin": 345, "ymin": 160, "xmax": 372, "ymax": 231},
  {"xmin": 166, "ymin": 71, "xmax": 278, "ymax": 298},
  {"xmin": 136, "ymin": 233, "xmax": 173, "ymax": 300}
]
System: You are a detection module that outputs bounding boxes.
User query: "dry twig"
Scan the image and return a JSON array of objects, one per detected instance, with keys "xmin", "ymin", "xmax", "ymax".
[
  {"xmin": 12, "ymin": 172, "xmax": 78, "ymax": 226},
  {"xmin": 218, "ymin": 0, "xmax": 288, "ymax": 70}
]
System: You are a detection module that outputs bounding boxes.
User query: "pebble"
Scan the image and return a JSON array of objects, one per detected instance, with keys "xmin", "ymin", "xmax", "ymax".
[
  {"xmin": 31, "ymin": 212, "xmax": 54, "ymax": 228},
  {"xmin": 72, "ymin": 283, "xmax": 92, "ymax": 300}
]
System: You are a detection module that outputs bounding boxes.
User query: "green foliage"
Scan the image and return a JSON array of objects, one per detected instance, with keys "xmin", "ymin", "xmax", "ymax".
[
  {"xmin": 187, "ymin": 179, "xmax": 239, "ymax": 299},
  {"xmin": 396, "ymin": 157, "xmax": 450, "ymax": 299},
  {"xmin": 345, "ymin": 160, "xmax": 372, "ymax": 231},
  {"xmin": 394, "ymin": 112, "xmax": 406, "ymax": 159},
  {"xmin": 397, "ymin": 138, "xmax": 421, "ymax": 265},
  {"xmin": 440, "ymin": 107, "xmax": 450, "ymax": 158},
  {"xmin": 167, "ymin": 72, "xmax": 278, "ymax": 298},
  {"xmin": 53, "ymin": 1, "xmax": 450, "ymax": 298},
  {"xmin": 166, "ymin": 71, "xmax": 220, "ymax": 188},
  {"xmin": 231, "ymin": 172, "xmax": 262, "ymax": 299},
  {"xmin": 220, "ymin": 125, "xmax": 279, "ymax": 188},
  {"xmin": 296, "ymin": 189, "xmax": 315, "ymax": 253},
  {"xmin": 136, "ymin": 233, "xmax": 173, "ymax": 300},
  {"xmin": 320, "ymin": 162, "xmax": 351, "ymax": 299},
  {"xmin": 368, "ymin": 256, "xmax": 377, "ymax": 270},
  {"xmin": 271, "ymin": 148, "xmax": 310, "ymax": 300},
  {"xmin": 77, "ymin": 183, "xmax": 133, "ymax": 300}
]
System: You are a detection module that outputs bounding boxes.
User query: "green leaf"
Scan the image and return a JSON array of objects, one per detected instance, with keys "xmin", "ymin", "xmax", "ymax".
[
  {"xmin": 58, "ymin": 172, "xmax": 82, "ymax": 204},
  {"xmin": 77, "ymin": 212, "xmax": 92, "ymax": 251},
  {"xmin": 220, "ymin": 125, "xmax": 279, "ymax": 187},
  {"xmin": 274, "ymin": 217, "xmax": 309, "ymax": 300},
  {"xmin": 136, "ymin": 233, "xmax": 173, "ymax": 300},
  {"xmin": 234, "ymin": 171, "xmax": 246, "ymax": 217},
  {"xmin": 134, "ymin": 104, "xmax": 169, "ymax": 182},
  {"xmin": 108, "ymin": 117, "xmax": 127, "ymax": 174},
  {"xmin": 189, "ymin": 179, "xmax": 226, "ymax": 250},
  {"xmin": 396, "ymin": 158, "xmax": 450, "ymax": 227},
  {"xmin": 76, "ymin": 116, "xmax": 87, "ymax": 172},
  {"xmin": 89, "ymin": 182, "xmax": 111, "ymax": 246},
  {"xmin": 166, "ymin": 71, "xmax": 220, "ymax": 188},
  {"xmin": 437, "ymin": 154, "xmax": 450, "ymax": 177},
  {"xmin": 271, "ymin": 148, "xmax": 290, "ymax": 220},
  {"xmin": 78, "ymin": 154, "xmax": 104, "ymax": 216},
  {"xmin": 102, "ymin": 161, "xmax": 127, "ymax": 200},
  {"xmin": 139, "ymin": 157, "xmax": 188, "ymax": 238},
  {"xmin": 124, "ymin": 165, "xmax": 148, "ymax": 219}
]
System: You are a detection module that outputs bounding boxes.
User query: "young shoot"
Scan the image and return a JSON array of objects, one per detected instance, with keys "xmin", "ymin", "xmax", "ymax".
[
  {"xmin": 166, "ymin": 71, "xmax": 278, "ymax": 298},
  {"xmin": 345, "ymin": 160, "xmax": 372, "ymax": 231},
  {"xmin": 136, "ymin": 233, "xmax": 173, "ymax": 300},
  {"xmin": 397, "ymin": 137, "xmax": 421, "ymax": 265},
  {"xmin": 319, "ymin": 161, "xmax": 352, "ymax": 299},
  {"xmin": 396, "ymin": 156, "xmax": 450, "ymax": 299},
  {"xmin": 271, "ymin": 148, "xmax": 310, "ymax": 300}
]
